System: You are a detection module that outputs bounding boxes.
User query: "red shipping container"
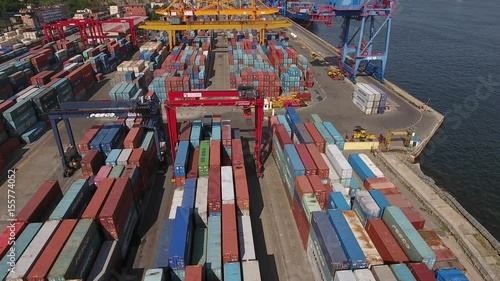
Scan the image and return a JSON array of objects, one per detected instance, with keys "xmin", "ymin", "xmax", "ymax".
[
  {"xmin": 365, "ymin": 218, "xmax": 409, "ymax": 264},
  {"xmin": 210, "ymin": 140, "xmax": 221, "ymax": 168},
  {"xmin": 305, "ymin": 144, "xmax": 329, "ymax": 180},
  {"xmin": 0, "ymin": 222, "xmax": 26, "ymax": 259},
  {"xmin": 408, "ymin": 263, "xmax": 437, "ymax": 281},
  {"xmin": 400, "ymin": 206, "xmax": 425, "ymax": 230},
  {"xmin": 0, "ymin": 138, "xmax": 21, "ymax": 159},
  {"xmin": 418, "ymin": 230, "xmax": 457, "ymax": 262},
  {"xmin": 80, "ymin": 150, "xmax": 104, "ymax": 177},
  {"xmin": 304, "ymin": 122, "xmax": 325, "ymax": 152},
  {"xmin": 231, "ymin": 139, "xmax": 244, "ymax": 167},
  {"xmin": 364, "ymin": 177, "xmax": 397, "ymax": 190},
  {"xmin": 176, "ymin": 176, "xmax": 186, "ymax": 188},
  {"xmin": 222, "ymin": 124, "xmax": 232, "ymax": 147},
  {"xmin": 379, "ymin": 188, "xmax": 401, "ymax": 195},
  {"xmin": 222, "ymin": 204, "xmax": 239, "ymax": 263},
  {"xmin": 0, "ymin": 100, "xmax": 16, "ymax": 115},
  {"xmin": 81, "ymin": 178, "xmax": 115, "ymax": 219},
  {"xmin": 26, "ymin": 219, "xmax": 78, "ymax": 281},
  {"xmin": 16, "ymin": 180, "xmax": 63, "ymax": 223},
  {"xmin": 275, "ymin": 124, "xmax": 293, "ymax": 150},
  {"xmin": 307, "ymin": 175, "xmax": 329, "ymax": 210},
  {"xmin": 295, "ymin": 144, "xmax": 317, "ymax": 176},
  {"xmin": 187, "ymin": 148, "xmax": 200, "ymax": 179},
  {"xmin": 295, "ymin": 175, "xmax": 314, "ymax": 199},
  {"xmin": 292, "ymin": 194, "xmax": 310, "ymax": 251},
  {"xmin": 123, "ymin": 127, "xmax": 145, "ymax": 149},
  {"xmin": 208, "ymin": 168, "xmax": 221, "ymax": 214},
  {"xmin": 185, "ymin": 265, "xmax": 203, "ymax": 280},
  {"xmin": 233, "ymin": 165, "xmax": 249, "ymax": 214},
  {"xmin": 128, "ymin": 148, "xmax": 150, "ymax": 190},
  {"xmin": 385, "ymin": 194, "xmax": 412, "ymax": 208},
  {"xmin": 268, "ymin": 115, "xmax": 279, "ymax": 131},
  {"xmin": 179, "ymin": 121, "xmax": 192, "ymax": 141},
  {"xmin": 77, "ymin": 124, "xmax": 103, "ymax": 154},
  {"xmin": 50, "ymin": 69, "xmax": 69, "ymax": 81},
  {"xmin": 99, "ymin": 177, "xmax": 134, "ymax": 240}
]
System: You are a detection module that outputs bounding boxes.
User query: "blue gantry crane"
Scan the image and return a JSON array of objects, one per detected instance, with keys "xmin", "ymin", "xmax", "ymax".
[
  {"xmin": 308, "ymin": 0, "xmax": 396, "ymax": 83},
  {"xmin": 48, "ymin": 96, "xmax": 167, "ymax": 177}
]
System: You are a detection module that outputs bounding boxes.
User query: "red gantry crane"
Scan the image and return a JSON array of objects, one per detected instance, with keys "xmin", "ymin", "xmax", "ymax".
[{"xmin": 165, "ymin": 86, "xmax": 265, "ymax": 178}]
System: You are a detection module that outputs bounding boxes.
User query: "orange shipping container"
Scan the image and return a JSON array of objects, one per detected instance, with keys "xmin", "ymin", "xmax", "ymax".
[{"xmin": 222, "ymin": 204, "xmax": 239, "ymax": 264}]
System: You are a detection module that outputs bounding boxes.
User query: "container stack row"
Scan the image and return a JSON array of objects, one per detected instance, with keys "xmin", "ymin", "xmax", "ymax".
[
  {"xmin": 0, "ymin": 118, "xmax": 157, "ymax": 280},
  {"xmin": 269, "ymin": 110, "xmax": 469, "ymax": 281},
  {"xmin": 353, "ymin": 83, "xmax": 388, "ymax": 115},
  {"xmin": 113, "ymin": 60, "xmax": 154, "ymax": 92},
  {"xmin": 139, "ymin": 41, "xmax": 170, "ymax": 69},
  {"xmin": 148, "ymin": 116, "xmax": 261, "ymax": 281}
]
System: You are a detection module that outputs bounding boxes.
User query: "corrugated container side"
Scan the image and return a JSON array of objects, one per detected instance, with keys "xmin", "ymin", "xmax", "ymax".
[
  {"xmin": 371, "ymin": 265, "xmax": 397, "ymax": 281},
  {"xmin": 327, "ymin": 209, "xmax": 367, "ymax": 269},
  {"xmin": 400, "ymin": 206, "xmax": 426, "ymax": 230},
  {"xmin": 185, "ymin": 265, "xmax": 203, "ymax": 280},
  {"xmin": 210, "ymin": 140, "xmax": 221, "ymax": 168},
  {"xmin": 16, "ymin": 180, "xmax": 63, "ymax": 223},
  {"xmin": 182, "ymin": 178, "xmax": 197, "ymax": 210},
  {"xmin": 153, "ymin": 219, "xmax": 175, "ymax": 269},
  {"xmin": 342, "ymin": 211, "xmax": 383, "ymax": 267},
  {"xmin": 364, "ymin": 177, "xmax": 397, "ymax": 190},
  {"xmin": 47, "ymin": 219, "xmax": 102, "ymax": 280},
  {"xmin": 334, "ymin": 270, "xmax": 356, "ymax": 281},
  {"xmin": 325, "ymin": 144, "xmax": 352, "ymax": 179},
  {"xmin": 221, "ymin": 166, "xmax": 235, "ymax": 205},
  {"xmin": 382, "ymin": 206, "xmax": 436, "ymax": 269},
  {"xmin": 168, "ymin": 206, "xmax": 193, "ymax": 270},
  {"xmin": 49, "ymin": 179, "xmax": 92, "ymax": 220},
  {"xmin": 358, "ymin": 154, "xmax": 384, "ymax": 177},
  {"xmin": 275, "ymin": 124, "xmax": 293, "ymax": 149},
  {"xmin": 187, "ymin": 148, "xmax": 200, "ymax": 179},
  {"xmin": 328, "ymin": 192, "xmax": 351, "ymax": 211},
  {"xmin": 293, "ymin": 123, "xmax": 314, "ymax": 144},
  {"xmin": 435, "ymin": 269, "xmax": 468, "ymax": 281},
  {"xmin": 233, "ymin": 165, "xmax": 249, "ymax": 215},
  {"xmin": 305, "ymin": 144, "xmax": 329, "ymax": 180},
  {"xmin": 307, "ymin": 175, "xmax": 329, "ymax": 210},
  {"xmin": 208, "ymin": 167, "xmax": 222, "ymax": 215},
  {"xmin": 206, "ymin": 216, "xmax": 222, "ymax": 281},
  {"xmin": 174, "ymin": 141, "xmax": 190, "ymax": 177},
  {"xmin": 321, "ymin": 153, "xmax": 341, "ymax": 184},
  {"xmin": 238, "ymin": 215, "xmax": 256, "ymax": 261},
  {"xmin": 418, "ymin": 230, "xmax": 457, "ymax": 263},
  {"xmin": 179, "ymin": 121, "xmax": 192, "ymax": 141},
  {"xmin": 304, "ymin": 122, "xmax": 325, "ymax": 152},
  {"xmin": 353, "ymin": 268, "xmax": 376, "ymax": 281},
  {"xmin": 86, "ymin": 240, "xmax": 122, "ymax": 281},
  {"xmin": 242, "ymin": 261, "xmax": 261, "ymax": 281},
  {"xmin": 365, "ymin": 219, "xmax": 409, "ymax": 264},
  {"xmin": 407, "ymin": 263, "xmax": 436, "ymax": 281},
  {"xmin": 231, "ymin": 139, "xmax": 244, "ymax": 166},
  {"xmin": 195, "ymin": 177, "xmax": 209, "ymax": 227},
  {"xmin": 390, "ymin": 264, "xmax": 417, "ymax": 281},
  {"xmin": 348, "ymin": 154, "xmax": 376, "ymax": 183},
  {"xmin": 222, "ymin": 204, "xmax": 239, "ymax": 264},
  {"xmin": 81, "ymin": 178, "xmax": 115, "ymax": 219},
  {"xmin": 295, "ymin": 143, "xmax": 317, "ymax": 175},
  {"xmin": 223, "ymin": 262, "xmax": 242, "ymax": 280},
  {"xmin": 283, "ymin": 144, "xmax": 306, "ymax": 177},
  {"xmin": 385, "ymin": 194, "xmax": 412, "ymax": 209},
  {"xmin": 295, "ymin": 175, "xmax": 314, "ymax": 199},
  {"xmin": 368, "ymin": 190, "xmax": 391, "ymax": 218},
  {"xmin": 98, "ymin": 177, "xmax": 134, "ymax": 240}
]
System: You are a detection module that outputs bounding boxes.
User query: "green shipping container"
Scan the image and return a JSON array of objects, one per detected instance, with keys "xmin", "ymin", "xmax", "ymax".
[
  {"xmin": 198, "ymin": 140, "xmax": 210, "ymax": 177},
  {"xmin": 206, "ymin": 216, "xmax": 222, "ymax": 281},
  {"xmin": 108, "ymin": 165, "xmax": 125, "ymax": 178},
  {"xmin": 302, "ymin": 194, "xmax": 322, "ymax": 223}
]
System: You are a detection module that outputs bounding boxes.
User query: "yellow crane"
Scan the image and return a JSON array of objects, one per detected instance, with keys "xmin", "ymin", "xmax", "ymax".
[{"xmin": 382, "ymin": 128, "xmax": 415, "ymax": 151}]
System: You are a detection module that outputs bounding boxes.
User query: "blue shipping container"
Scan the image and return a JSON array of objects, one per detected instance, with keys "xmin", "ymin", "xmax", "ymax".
[
  {"xmin": 328, "ymin": 192, "xmax": 350, "ymax": 211},
  {"xmin": 174, "ymin": 141, "xmax": 190, "ymax": 177},
  {"xmin": 285, "ymin": 107, "xmax": 301, "ymax": 130},
  {"xmin": 153, "ymin": 219, "xmax": 175, "ymax": 269},
  {"xmin": 292, "ymin": 123, "xmax": 314, "ymax": 144},
  {"xmin": 348, "ymin": 178, "xmax": 361, "ymax": 197},
  {"xmin": 100, "ymin": 125, "xmax": 125, "ymax": 154},
  {"xmin": 190, "ymin": 120, "xmax": 202, "ymax": 148},
  {"xmin": 231, "ymin": 128, "xmax": 240, "ymax": 139},
  {"xmin": 348, "ymin": 154, "xmax": 376, "ymax": 182},
  {"xmin": 283, "ymin": 144, "xmax": 305, "ymax": 177},
  {"xmin": 182, "ymin": 178, "xmax": 196, "ymax": 210},
  {"xmin": 436, "ymin": 269, "xmax": 469, "ymax": 281},
  {"xmin": 206, "ymin": 216, "xmax": 222, "ymax": 281},
  {"xmin": 390, "ymin": 264, "xmax": 417, "ymax": 281},
  {"xmin": 49, "ymin": 179, "xmax": 92, "ymax": 220},
  {"xmin": 369, "ymin": 190, "xmax": 391, "ymax": 218},
  {"xmin": 89, "ymin": 127, "xmax": 110, "ymax": 151},
  {"xmin": 223, "ymin": 262, "xmax": 242, "ymax": 281},
  {"xmin": 327, "ymin": 209, "xmax": 367, "ymax": 269},
  {"xmin": 310, "ymin": 211, "xmax": 349, "ymax": 278},
  {"xmin": 168, "ymin": 206, "xmax": 193, "ymax": 270},
  {"xmin": 277, "ymin": 115, "xmax": 292, "ymax": 136},
  {"xmin": 105, "ymin": 149, "xmax": 122, "ymax": 166},
  {"xmin": 313, "ymin": 122, "xmax": 336, "ymax": 145},
  {"xmin": 212, "ymin": 124, "xmax": 221, "ymax": 140}
]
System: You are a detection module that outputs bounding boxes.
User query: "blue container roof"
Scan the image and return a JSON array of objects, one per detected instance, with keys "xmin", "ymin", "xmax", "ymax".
[{"xmin": 327, "ymin": 209, "xmax": 367, "ymax": 265}]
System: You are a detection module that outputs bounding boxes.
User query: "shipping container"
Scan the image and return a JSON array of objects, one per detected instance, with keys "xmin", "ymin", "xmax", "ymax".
[
  {"xmin": 231, "ymin": 139, "xmax": 244, "ymax": 166},
  {"xmin": 144, "ymin": 269, "xmax": 165, "ymax": 281},
  {"xmin": 283, "ymin": 144, "xmax": 306, "ymax": 177},
  {"xmin": 185, "ymin": 265, "xmax": 203, "ymax": 280},
  {"xmin": 0, "ymin": 223, "xmax": 42, "ymax": 280},
  {"xmin": 190, "ymin": 120, "xmax": 202, "ymax": 148},
  {"xmin": 328, "ymin": 192, "xmax": 351, "ymax": 211},
  {"xmin": 435, "ymin": 269, "xmax": 468, "ymax": 281},
  {"xmin": 364, "ymin": 177, "xmax": 397, "ymax": 191},
  {"xmin": 277, "ymin": 115, "xmax": 292, "ymax": 136},
  {"xmin": 348, "ymin": 154, "xmax": 376, "ymax": 183},
  {"xmin": 308, "ymin": 175, "xmax": 329, "ymax": 210},
  {"xmin": 275, "ymin": 124, "xmax": 293, "ymax": 149},
  {"xmin": 408, "ymin": 263, "xmax": 436, "ymax": 281},
  {"xmin": 295, "ymin": 144, "xmax": 317, "ymax": 175},
  {"xmin": 81, "ymin": 178, "xmax": 115, "ymax": 219},
  {"xmin": 285, "ymin": 107, "xmax": 301, "ymax": 130},
  {"xmin": 179, "ymin": 121, "xmax": 192, "ymax": 141},
  {"xmin": 242, "ymin": 261, "xmax": 261, "ymax": 281},
  {"xmin": 222, "ymin": 204, "xmax": 239, "ymax": 264},
  {"xmin": 199, "ymin": 140, "xmax": 210, "ymax": 177},
  {"xmin": 0, "ymin": 222, "xmax": 26, "ymax": 259},
  {"xmin": 382, "ymin": 206, "xmax": 436, "ymax": 269},
  {"xmin": 153, "ymin": 219, "xmax": 175, "ymax": 269},
  {"xmin": 190, "ymin": 227, "xmax": 207, "ymax": 266},
  {"xmin": 81, "ymin": 149, "xmax": 104, "ymax": 177},
  {"xmin": 304, "ymin": 122, "xmax": 325, "ymax": 152},
  {"xmin": 302, "ymin": 194, "xmax": 322, "ymax": 223},
  {"xmin": 100, "ymin": 125, "xmax": 126, "ymax": 154},
  {"xmin": 321, "ymin": 153, "xmax": 341, "ymax": 184},
  {"xmin": 233, "ymin": 165, "xmax": 249, "ymax": 215},
  {"xmin": 208, "ymin": 168, "xmax": 222, "ymax": 216},
  {"xmin": 222, "ymin": 166, "xmax": 235, "ymax": 205},
  {"xmin": 86, "ymin": 240, "xmax": 122, "ymax": 281},
  {"xmin": 16, "ymin": 180, "xmax": 62, "ymax": 223},
  {"xmin": 358, "ymin": 154, "xmax": 384, "ymax": 177},
  {"xmin": 210, "ymin": 140, "xmax": 221, "ymax": 167},
  {"xmin": 342, "ymin": 211, "xmax": 383, "ymax": 267},
  {"xmin": 206, "ymin": 216, "xmax": 222, "ymax": 281},
  {"xmin": 175, "ymin": 141, "xmax": 190, "ymax": 177},
  {"xmin": 353, "ymin": 268, "xmax": 376, "ymax": 281},
  {"xmin": 99, "ymin": 177, "xmax": 135, "ymax": 240},
  {"xmin": 238, "ymin": 215, "xmax": 256, "ymax": 261},
  {"xmin": 371, "ymin": 265, "xmax": 397, "ymax": 281},
  {"xmin": 293, "ymin": 123, "xmax": 314, "ymax": 144},
  {"xmin": 327, "ymin": 209, "xmax": 367, "ymax": 269},
  {"xmin": 334, "ymin": 270, "xmax": 356, "ymax": 281},
  {"xmin": 182, "ymin": 178, "xmax": 197, "ymax": 210},
  {"xmin": 117, "ymin": 148, "xmax": 132, "ymax": 166},
  {"xmin": 306, "ymin": 144, "xmax": 329, "ymax": 180},
  {"xmin": 123, "ymin": 127, "xmax": 144, "ymax": 149},
  {"xmin": 385, "ymin": 194, "xmax": 412, "ymax": 209},
  {"xmin": 195, "ymin": 177, "xmax": 209, "ymax": 226},
  {"xmin": 365, "ymin": 219, "xmax": 409, "ymax": 264},
  {"xmin": 368, "ymin": 190, "xmax": 391, "ymax": 218},
  {"xmin": 105, "ymin": 149, "xmax": 121, "ymax": 166},
  {"xmin": 169, "ymin": 206, "xmax": 193, "ymax": 270},
  {"xmin": 5, "ymin": 220, "xmax": 59, "ymax": 280},
  {"xmin": 295, "ymin": 175, "xmax": 314, "ymax": 199},
  {"xmin": 418, "ymin": 230, "xmax": 457, "ymax": 263},
  {"xmin": 352, "ymin": 191, "xmax": 381, "ymax": 226},
  {"xmin": 224, "ymin": 262, "xmax": 242, "ymax": 280},
  {"xmin": 325, "ymin": 144, "xmax": 353, "ymax": 179},
  {"xmin": 108, "ymin": 165, "xmax": 125, "ymax": 178},
  {"xmin": 49, "ymin": 179, "xmax": 92, "ymax": 220},
  {"xmin": 400, "ymin": 206, "xmax": 425, "ymax": 230},
  {"xmin": 390, "ymin": 264, "xmax": 416, "ymax": 281},
  {"xmin": 169, "ymin": 189, "xmax": 184, "ymax": 220},
  {"xmin": 47, "ymin": 220, "xmax": 102, "ymax": 280},
  {"xmin": 187, "ymin": 148, "xmax": 200, "ymax": 178},
  {"xmin": 94, "ymin": 165, "xmax": 113, "ymax": 188}
]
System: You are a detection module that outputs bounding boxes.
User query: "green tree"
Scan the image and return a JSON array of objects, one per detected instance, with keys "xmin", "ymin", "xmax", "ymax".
[{"xmin": 149, "ymin": 5, "xmax": 161, "ymax": 21}]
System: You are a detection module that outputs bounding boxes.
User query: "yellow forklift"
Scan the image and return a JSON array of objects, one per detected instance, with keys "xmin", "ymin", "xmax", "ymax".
[{"xmin": 352, "ymin": 126, "xmax": 377, "ymax": 141}]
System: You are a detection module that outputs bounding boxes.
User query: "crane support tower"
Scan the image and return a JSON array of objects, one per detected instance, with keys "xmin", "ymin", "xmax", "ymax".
[
  {"xmin": 165, "ymin": 86, "xmax": 265, "ymax": 178},
  {"xmin": 308, "ymin": 0, "xmax": 396, "ymax": 83}
]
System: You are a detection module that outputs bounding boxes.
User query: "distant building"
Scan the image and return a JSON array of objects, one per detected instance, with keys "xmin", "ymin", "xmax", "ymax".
[
  {"xmin": 125, "ymin": 5, "xmax": 148, "ymax": 17},
  {"xmin": 110, "ymin": 6, "xmax": 126, "ymax": 17},
  {"xmin": 74, "ymin": 7, "xmax": 111, "ymax": 20},
  {"xmin": 20, "ymin": 4, "xmax": 71, "ymax": 28}
]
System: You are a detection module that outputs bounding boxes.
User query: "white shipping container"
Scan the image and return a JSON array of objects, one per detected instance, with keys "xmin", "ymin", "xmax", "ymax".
[
  {"xmin": 326, "ymin": 144, "xmax": 353, "ymax": 179},
  {"xmin": 358, "ymin": 154, "xmax": 384, "ymax": 177},
  {"xmin": 117, "ymin": 149, "xmax": 132, "ymax": 166},
  {"xmin": 356, "ymin": 83, "xmax": 381, "ymax": 102},
  {"xmin": 353, "ymin": 96, "xmax": 376, "ymax": 115},
  {"xmin": 125, "ymin": 117, "xmax": 135, "ymax": 129},
  {"xmin": 242, "ymin": 261, "xmax": 261, "ymax": 281},
  {"xmin": 169, "ymin": 189, "xmax": 184, "ymax": 219},
  {"xmin": 221, "ymin": 166, "xmax": 235, "ymax": 204},
  {"xmin": 355, "ymin": 191, "xmax": 381, "ymax": 218},
  {"xmin": 306, "ymin": 242, "xmax": 326, "ymax": 281},
  {"xmin": 5, "ymin": 220, "xmax": 60, "ymax": 280},
  {"xmin": 371, "ymin": 265, "xmax": 397, "ymax": 281},
  {"xmin": 321, "ymin": 153, "xmax": 340, "ymax": 184},
  {"xmin": 195, "ymin": 177, "xmax": 209, "ymax": 226},
  {"xmin": 353, "ymin": 268, "xmax": 376, "ymax": 281},
  {"xmin": 334, "ymin": 270, "xmax": 356, "ymax": 281},
  {"xmin": 343, "ymin": 211, "xmax": 383, "ymax": 267},
  {"xmin": 238, "ymin": 215, "xmax": 256, "ymax": 261}
]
